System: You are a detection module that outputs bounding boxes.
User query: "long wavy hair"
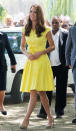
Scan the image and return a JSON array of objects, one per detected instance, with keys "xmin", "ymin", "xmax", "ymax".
[{"xmin": 25, "ymin": 4, "xmax": 45, "ymax": 37}]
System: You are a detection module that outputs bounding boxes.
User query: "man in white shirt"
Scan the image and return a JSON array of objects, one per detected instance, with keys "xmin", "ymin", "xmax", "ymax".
[{"xmin": 50, "ymin": 29, "xmax": 61, "ymax": 66}]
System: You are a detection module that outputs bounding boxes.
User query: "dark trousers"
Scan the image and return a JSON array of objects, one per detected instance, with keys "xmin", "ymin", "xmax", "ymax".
[
  {"xmin": 72, "ymin": 67, "xmax": 76, "ymax": 110},
  {"xmin": 39, "ymin": 64, "xmax": 68, "ymax": 115},
  {"xmin": 0, "ymin": 71, "xmax": 7, "ymax": 91}
]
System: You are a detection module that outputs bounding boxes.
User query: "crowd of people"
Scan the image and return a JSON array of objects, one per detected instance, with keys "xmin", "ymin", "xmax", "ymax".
[
  {"xmin": 0, "ymin": 3, "xmax": 76, "ymax": 130},
  {"xmin": 0, "ymin": 15, "xmax": 25, "ymax": 28}
]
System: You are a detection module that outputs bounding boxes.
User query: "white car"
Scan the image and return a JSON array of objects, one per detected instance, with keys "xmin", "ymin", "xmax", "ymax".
[
  {"xmin": 0, "ymin": 27, "xmax": 74, "ymax": 103},
  {"xmin": 0, "ymin": 27, "xmax": 28, "ymax": 103}
]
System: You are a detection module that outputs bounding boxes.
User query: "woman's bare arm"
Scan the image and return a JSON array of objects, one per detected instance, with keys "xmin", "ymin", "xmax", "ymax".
[
  {"xmin": 42, "ymin": 31, "xmax": 55, "ymax": 54},
  {"xmin": 20, "ymin": 33, "xmax": 29, "ymax": 57},
  {"xmin": 20, "ymin": 33, "xmax": 37, "ymax": 60}
]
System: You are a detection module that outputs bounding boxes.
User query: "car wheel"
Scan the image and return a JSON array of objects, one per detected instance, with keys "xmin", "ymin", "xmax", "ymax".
[{"xmin": 11, "ymin": 71, "xmax": 25, "ymax": 103}]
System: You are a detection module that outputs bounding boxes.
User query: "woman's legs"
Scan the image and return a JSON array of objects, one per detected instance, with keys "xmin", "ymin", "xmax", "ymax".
[
  {"xmin": 0, "ymin": 91, "xmax": 5, "ymax": 111},
  {"xmin": 21, "ymin": 90, "xmax": 37, "ymax": 126},
  {"xmin": 39, "ymin": 91, "xmax": 54, "ymax": 126},
  {"xmin": 38, "ymin": 91, "xmax": 52, "ymax": 117}
]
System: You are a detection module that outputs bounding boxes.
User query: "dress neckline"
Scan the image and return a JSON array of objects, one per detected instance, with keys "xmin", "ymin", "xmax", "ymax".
[{"xmin": 31, "ymin": 29, "xmax": 35, "ymax": 32}]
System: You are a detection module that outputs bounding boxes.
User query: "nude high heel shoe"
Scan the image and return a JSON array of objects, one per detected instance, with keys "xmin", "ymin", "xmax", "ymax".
[
  {"xmin": 20, "ymin": 120, "xmax": 29, "ymax": 129},
  {"xmin": 46, "ymin": 116, "xmax": 54, "ymax": 129}
]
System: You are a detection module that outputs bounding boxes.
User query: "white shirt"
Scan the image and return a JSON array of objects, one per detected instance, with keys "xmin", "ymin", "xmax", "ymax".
[{"xmin": 50, "ymin": 30, "xmax": 61, "ymax": 66}]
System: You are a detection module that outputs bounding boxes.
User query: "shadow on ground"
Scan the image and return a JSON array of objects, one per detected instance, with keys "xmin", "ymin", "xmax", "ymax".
[{"xmin": 0, "ymin": 96, "xmax": 76, "ymax": 131}]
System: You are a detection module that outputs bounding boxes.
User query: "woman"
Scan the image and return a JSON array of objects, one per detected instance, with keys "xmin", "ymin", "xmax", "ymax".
[
  {"xmin": 0, "ymin": 32, "xmax": 16, "ymax": 115},
  {"xmin": 20, "ymin": 4, "xmax": 55, "ymax": 129}
]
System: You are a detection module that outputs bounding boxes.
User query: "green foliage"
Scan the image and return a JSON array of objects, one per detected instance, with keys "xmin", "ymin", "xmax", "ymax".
[
  {"xmin": 43, "ymin": 0, "xmax": 76, "ymax": 23},
  {"xmin": 0, "ymin": 4, "xmax": 7, "ymax": 21}
]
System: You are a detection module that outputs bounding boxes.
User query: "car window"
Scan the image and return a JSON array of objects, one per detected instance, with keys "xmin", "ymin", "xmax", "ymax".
[{"xmin": 5, "ymin": 32, "xmax": 22, "ymax": 54}]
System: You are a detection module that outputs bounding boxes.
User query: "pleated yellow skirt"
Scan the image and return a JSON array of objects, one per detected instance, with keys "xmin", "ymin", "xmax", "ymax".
[{"xmin": 20, "ymin": 54, "xmax": 55, "ymax": 92}]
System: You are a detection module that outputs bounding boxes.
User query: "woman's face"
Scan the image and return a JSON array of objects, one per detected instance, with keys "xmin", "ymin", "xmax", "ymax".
[{"xmin": 29, "ymin": 6, "xmax": 37, "ymax": 22}]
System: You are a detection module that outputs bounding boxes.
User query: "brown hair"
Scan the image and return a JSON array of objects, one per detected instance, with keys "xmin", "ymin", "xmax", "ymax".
[{"xmin": 25, "ymin": 4, "xmax": 45, "ymax": 37}]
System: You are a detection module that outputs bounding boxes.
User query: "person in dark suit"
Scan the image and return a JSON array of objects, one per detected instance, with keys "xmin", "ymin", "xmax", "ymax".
[
  {"xmin": 0, "ymin": 32, "xmax": 16, "ymax": 115},
  {"xmin": 37, "ymin": 16, "xmax": 68, "ymax": 119},
  {"xmin": 65, "ymin": 23, "xmax": 76, "ymax": 123}
]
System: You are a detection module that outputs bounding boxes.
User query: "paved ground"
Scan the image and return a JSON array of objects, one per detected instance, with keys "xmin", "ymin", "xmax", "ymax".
[{"xmin": 0, "ymin": 88, "xmax": 76, "ymax": 131}]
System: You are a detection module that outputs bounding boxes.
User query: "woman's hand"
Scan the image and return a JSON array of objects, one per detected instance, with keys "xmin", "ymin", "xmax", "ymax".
[
  {"xmin": 27, "ymin": 53, "xmax": 36, "ymax": 60},
  {"xmin": 27, "ymin": 51, "xmax": 43, "ymax": 60},
  {"xmin": 11, "ymin": 65, "xmax": 16, "ymax": 73},
  {"xmin": 33, "ymin": 51, "xmax": 43, "ymax": 59}
]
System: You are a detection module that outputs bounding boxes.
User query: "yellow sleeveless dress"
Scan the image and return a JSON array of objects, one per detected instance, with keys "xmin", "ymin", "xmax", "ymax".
[{"xmin": 20, "ymin": 27, "xmax": 55, "ymax": 92}]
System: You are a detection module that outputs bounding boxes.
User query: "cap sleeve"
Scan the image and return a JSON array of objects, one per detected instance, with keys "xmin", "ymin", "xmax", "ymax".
[
  {"xmin": 22, "ymin": 27, "xmax": 25, "ymax": 34},
  {"xmin": 45, "ymin": 26, "xmax": 51, "ymax": 35}
]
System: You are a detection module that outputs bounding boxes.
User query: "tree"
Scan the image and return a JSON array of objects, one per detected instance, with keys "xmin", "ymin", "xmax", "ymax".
[
  {"xmin": 0, "ymin": 4, "xmax": 7, "ymax": 22},
  {"xmin": 43, "ymin": 0, "xmax": 76, "ymax": 23}
]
